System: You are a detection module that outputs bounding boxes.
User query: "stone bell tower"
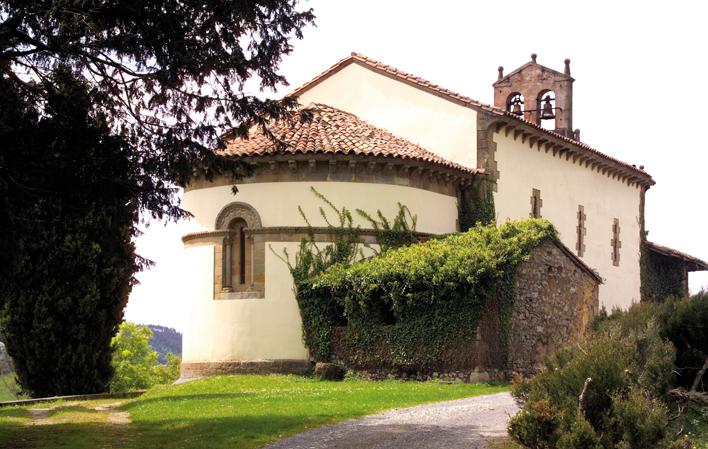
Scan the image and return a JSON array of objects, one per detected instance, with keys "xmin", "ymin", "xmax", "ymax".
[{"xmin": 494, "ymin": 53, "xmax": 577, "ymax": 139}]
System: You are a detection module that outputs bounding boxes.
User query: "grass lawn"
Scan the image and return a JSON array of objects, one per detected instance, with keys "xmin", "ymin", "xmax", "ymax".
[
  {"xmin": 684, "ymin": 402, "xmax": 708, "ymax": 449},
  {"xmin": 0, "ymin": 374, "xmax": 508, "ymax": 449}
]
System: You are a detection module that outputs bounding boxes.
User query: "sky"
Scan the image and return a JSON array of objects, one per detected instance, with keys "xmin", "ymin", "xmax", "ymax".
[{"xmin": 123, "ymin": 0, "xmax": 708, "ymax": 331}]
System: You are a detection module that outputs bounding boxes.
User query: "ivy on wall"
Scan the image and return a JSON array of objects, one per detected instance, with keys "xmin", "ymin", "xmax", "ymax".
[
  {"xmin": 640, "ymin": 242, "xmax": 685, "ymax": 302},
  {"xmin": 275, "ymin": 187, "xmax": 419, "ymax": 360},
  {"xmin": 292, "ymin": 212, "xmax": 557, "ymax": 372},
  {"xmin": 458, "ymin": 179, "xmax": 496, "ymax": 231}
]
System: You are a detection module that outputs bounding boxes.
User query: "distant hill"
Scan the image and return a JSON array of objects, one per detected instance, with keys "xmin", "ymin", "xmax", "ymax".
[{"xmin": 147, "ymin": 325, "xmax": 182, "ymax": 364}]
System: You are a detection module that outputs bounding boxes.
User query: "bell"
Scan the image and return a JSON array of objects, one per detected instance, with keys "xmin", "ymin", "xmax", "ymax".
[
  {"xmin": 540, "ymin": 96, "xmax": 555, "ymax": 120},
  {"xmin": 512, "ymin": 102, "xmax": 523, "ymax": 116}
]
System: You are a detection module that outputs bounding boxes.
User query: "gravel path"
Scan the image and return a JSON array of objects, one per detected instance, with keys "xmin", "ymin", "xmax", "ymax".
[{"xmin": 263, "ymin": 392, "xmax": 518, "ymax": 449}]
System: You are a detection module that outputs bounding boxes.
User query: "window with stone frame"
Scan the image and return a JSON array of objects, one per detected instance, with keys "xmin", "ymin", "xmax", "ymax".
[
  {"xmin": 214, "ymin": 202, "xmax": 264, "ymax": 298},
  {"xmin": 611, "ymin": 218, "xmax": 621, "ymax": 266},
  {"xmin": 576, "ymin": 205, "xmax": 586, "ymax": 257},
  {"xmin": 530, "ymin": 188, "xmax": 542, "ymax": 218}
]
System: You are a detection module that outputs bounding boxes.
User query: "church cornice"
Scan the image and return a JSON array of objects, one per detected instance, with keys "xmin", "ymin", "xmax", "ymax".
[
  {"xmin": 186, "ymin": 154, "xmax": 479, "ymax": 196},
  {"xmin": 481, "ymin": 113, "xmax": 655, "ymax": 188}
]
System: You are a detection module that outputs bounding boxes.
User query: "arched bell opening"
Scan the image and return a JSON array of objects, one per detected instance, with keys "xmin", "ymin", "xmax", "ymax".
[
  {"xmin": 536, "ymin": 89, "xmax": 557, "ymax": 130},
  {"xmin": 506, "ymin": 92, "xmax": 525, "ymax": 117}
]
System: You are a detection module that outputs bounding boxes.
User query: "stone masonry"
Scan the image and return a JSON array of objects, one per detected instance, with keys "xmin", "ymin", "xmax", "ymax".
[{"xmin": 509, "ymin": 239, "xmax": 600, "ymax": 374}]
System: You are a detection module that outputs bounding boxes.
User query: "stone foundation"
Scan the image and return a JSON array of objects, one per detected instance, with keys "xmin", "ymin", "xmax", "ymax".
[{"xmin": 180, "ymin": 359, "xmax": 313, "ymax": 378}]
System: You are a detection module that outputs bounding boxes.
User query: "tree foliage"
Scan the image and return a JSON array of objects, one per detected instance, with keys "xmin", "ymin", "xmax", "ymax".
[
  {"xmin": 0, "ymin": 69, "xmax": 140, "ymax": 396},
  {"xmin": 0, "ymin": 1, "xmax": 314, "ymax": 396},
  {"xmin": 0, "ymin": 0, "xmax": 315, "ymax": 194},
  {"xmin": 110, "ymin": 322, "xmax": 180, "ymax": 393}
]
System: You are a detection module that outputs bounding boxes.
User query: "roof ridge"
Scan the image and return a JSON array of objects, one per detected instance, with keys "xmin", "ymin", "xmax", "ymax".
[{"xmin": 290, "ymin": 52, "xmax": 653, "ymax": 184}]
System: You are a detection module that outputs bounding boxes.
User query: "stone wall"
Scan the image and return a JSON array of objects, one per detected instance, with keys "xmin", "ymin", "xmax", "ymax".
[{"xmin": 509, "ymin": 240, "xmax": 599, "ymax": 374}]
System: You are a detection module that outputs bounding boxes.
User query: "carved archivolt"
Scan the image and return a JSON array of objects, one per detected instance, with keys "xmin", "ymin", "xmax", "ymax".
[{"xmin": 214, "ymin": 202, "xmax": 262, "ymax": 230}]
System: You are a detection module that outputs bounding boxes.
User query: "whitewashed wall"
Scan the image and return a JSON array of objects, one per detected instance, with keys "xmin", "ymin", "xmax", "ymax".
[
  {"xmin": 297, "ymin": 62, "xmax": 478, "ymax": 169},
  {"xmin": 180, "ymin": 181, "xmax": 458, "ymax": 363}
]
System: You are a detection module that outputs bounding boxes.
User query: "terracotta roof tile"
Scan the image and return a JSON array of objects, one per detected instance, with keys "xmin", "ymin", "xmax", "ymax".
[
  {"xmin": 220, "ymin": 103, "xmax": 477, "ymax": 175},
  {"xmin": 290, "ymin": 52, "xmax": 654, "ymax": 185}
]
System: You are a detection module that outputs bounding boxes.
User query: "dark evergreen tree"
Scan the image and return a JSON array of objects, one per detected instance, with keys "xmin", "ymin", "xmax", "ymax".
[{"xmin": 0, "ymin": 1, "xmax": 314, "ymax": 396}]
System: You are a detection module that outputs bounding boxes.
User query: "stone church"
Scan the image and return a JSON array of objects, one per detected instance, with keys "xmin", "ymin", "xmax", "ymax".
[{"xmin": 178, "ymin": 53, "xmax": 707, "ymax": 377}]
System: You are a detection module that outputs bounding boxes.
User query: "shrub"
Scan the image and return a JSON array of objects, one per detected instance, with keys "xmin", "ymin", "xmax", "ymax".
[
  {"xmin": 508, "ymin": 400, "xmax": 561, "ymax": 449},
  {"xmin": 509, "ymin": 300, "xmax": 677, "ymax": 449},
  {"xmin": 556, "ymin": 417, "xmax": 601, "ymax": 449},
  {"xmin": 594, "ymin": 293, "xmax": 708, "ymax": 392},
  {"xmin": 608, "ymin": 389, "xmax": 668, "ymax": 449},
  {"xmin": 661, "ymin": 292, "xmax": 708, "ymax": 391}
]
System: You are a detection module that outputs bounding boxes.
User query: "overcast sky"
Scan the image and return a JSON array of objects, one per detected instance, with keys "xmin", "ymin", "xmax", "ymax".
[{"xmin": 124, "ymin": 0, "xmax": 708, "ymax": 331}]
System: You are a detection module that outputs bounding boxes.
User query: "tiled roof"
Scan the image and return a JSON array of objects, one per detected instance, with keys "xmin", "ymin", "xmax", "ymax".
[
  {"xmin": 646, "ymin": 241, "xmax": 708, "ymax": 272},
  {"xmin": 291, "ymin": 52, "xmax": 653, "ymax": 185},
  {"xmin": 220, "ymin": 103, "xmax": 477, "ymax": 175}
]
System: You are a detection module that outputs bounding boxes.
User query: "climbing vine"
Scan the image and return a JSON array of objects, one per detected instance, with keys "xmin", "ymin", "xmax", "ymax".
[
  {"xmin": 459, "ymin": 179, "xmax": 496, "ymax": 231},
  {"xmin": 356, "ymin": 203, "xmax": 419, "ymax": 254},
  {"xmin": 276, "ymin": 187, "xmax": 418, "ymax": 360},
  {"xmin": 640, "ymin": 241, "xmax": 685, "ymax": 302}
]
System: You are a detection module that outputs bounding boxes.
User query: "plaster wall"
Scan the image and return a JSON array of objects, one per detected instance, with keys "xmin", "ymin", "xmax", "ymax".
[
  {"xmin": 182, "ymin": 181, "xmax": 458, "ymax": 235},
  {"xmin": 180, "ymin": 181, "xmax": 459, "ymax": 364},
  {"xmin": 297, "ymin": 62, "xmax": 478, "ymax": 169},
  {"xmin": 493, "ymin": 133, "xmax": 642, "ymax": 310},
  {"xmin": 181, "ymin": 242, "xmax": 309, "ymax": 362}
]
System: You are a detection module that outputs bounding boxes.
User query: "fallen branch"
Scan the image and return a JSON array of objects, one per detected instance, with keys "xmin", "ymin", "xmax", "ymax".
[{"xmin": 690, "ymin": 356, "xmax": 708, "ymax": 392}]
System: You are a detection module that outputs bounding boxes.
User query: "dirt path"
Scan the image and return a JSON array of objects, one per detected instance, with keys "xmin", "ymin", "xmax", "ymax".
[{"xmin": 263, "ymin": 392, "xmax": 518, "ymax": 449}]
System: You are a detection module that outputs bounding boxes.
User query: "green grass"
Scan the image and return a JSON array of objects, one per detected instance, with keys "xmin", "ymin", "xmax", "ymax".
[
  {"xmin": 684, "ymin": 403, "xmax": 708, "ymax": 449},
  {"xmin": 0, "ymin": 374, "xmax": 508, "ymax": 449}
]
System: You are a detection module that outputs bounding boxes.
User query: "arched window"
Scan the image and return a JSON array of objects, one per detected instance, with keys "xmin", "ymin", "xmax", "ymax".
[
  {"xmin": 223, "ymin": 218, "xmax": 248, "ymax": 290},
  {"xmin": 214, "ymin": 202, "xmax": 263, "ymax": 297}
]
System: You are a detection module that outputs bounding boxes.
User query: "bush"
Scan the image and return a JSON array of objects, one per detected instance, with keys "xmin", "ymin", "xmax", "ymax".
[
  {"xmin": 110, "ymin": 322, "xmax": 181, "ymax": 393},
  {"xmin": 510, "ymin": 294, "xmax": 708, "ymax": 449},
  {"xmin": 661, "ymin": 292, "xmax": 708, "ymax": 391},
  {"xmin": 594, "ymin": 293, "xmax": 708, "ymax": 392},
  {"xmin": 608, "ymin": 389, "xmax": 668, "ymax": 449},
  {"xmin": 507, "ymin": 400, "xmax": 561, "ymax": 449},
  {"xmin": 556, "ymin": 417, "xmax": 601, "ymax": 449},
  {"xmin": 509, "ymin": 301, "xmax": 677, "ymax": 449}
]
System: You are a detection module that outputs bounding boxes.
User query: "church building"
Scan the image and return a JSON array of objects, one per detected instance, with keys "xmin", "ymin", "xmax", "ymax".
[{"xmin": 178, "ymin": 53, "xmax": 707, "ymax": 377}]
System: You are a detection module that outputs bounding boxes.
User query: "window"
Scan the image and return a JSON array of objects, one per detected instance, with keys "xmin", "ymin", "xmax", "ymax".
[
  {"xmin": 530, "ymin": 188, "xmax": 542, "ymax": 218},
  {"xmin": 611, "ymin": 218, "xmax": 621, "ymax": 266},
  {"xmin": 214, "ymin": 202, "xmax": 263, "ymax": 298},
  {"xmin": 223, "ymin": 218, "xmax": 248, "ymax": 290},
  {"xmin": 576, "ymin": 205, "xmax": 586, "ymax": 257}
]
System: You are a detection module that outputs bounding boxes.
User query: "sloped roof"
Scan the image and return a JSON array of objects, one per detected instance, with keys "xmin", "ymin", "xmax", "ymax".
[
  {"xmin": 290, "ymin": 52, "xmax": 653, "ymax": 186},
  {"xmin": 646, "ymin": 241, "xmax": 708, "ymax": 272},
  {"xmin": 220, "ymin": 103, "xmax": 477, "ymax": 175}
]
